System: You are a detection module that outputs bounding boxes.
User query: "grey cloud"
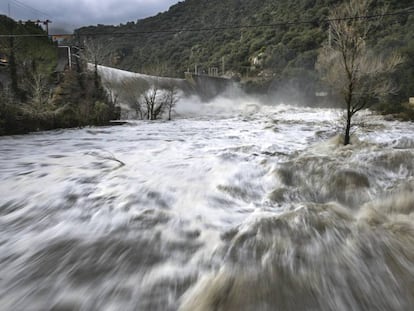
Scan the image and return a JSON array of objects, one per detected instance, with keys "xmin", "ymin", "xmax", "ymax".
[{"xmin": 2, "ymin": 0, "xmax": 179, "ymax": 33}]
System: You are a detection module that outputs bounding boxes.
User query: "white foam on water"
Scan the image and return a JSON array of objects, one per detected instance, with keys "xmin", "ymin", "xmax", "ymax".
[{"xmin": 1, "ymin": 96, "xmax": 414, "ymax": 310}]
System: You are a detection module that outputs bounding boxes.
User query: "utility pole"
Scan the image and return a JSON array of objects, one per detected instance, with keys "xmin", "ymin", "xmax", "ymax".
[
  {"xmin": 36, "ymin": 20, "xmax": 52, "ymax": 36},
  {"xmin": 7, "ymin": 2, "xmax": 10, "ymax": 17},
  {"xmin": 44, "ymin": 20, "xmax": 51, "ymax": 36}
]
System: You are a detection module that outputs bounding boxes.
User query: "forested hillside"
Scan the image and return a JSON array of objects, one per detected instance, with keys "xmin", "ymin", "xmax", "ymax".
[
  {"xmin": 0, "ymin": 15, "xmax": 119, "ymax": 135},
  {"xmin": 76, "ymin": 0, "xmax": 414, "ymax": 104}
]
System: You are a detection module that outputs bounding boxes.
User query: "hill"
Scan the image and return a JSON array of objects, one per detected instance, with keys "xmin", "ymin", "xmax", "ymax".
[{"xmin": 76, "ymin": 0, "xmax": 414, "ymax": 103}]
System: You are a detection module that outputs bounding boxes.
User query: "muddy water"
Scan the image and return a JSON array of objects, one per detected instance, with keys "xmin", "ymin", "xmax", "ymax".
[{"xmin": 0, "ymin": 102, "xmax": 413, "ymax": 310}]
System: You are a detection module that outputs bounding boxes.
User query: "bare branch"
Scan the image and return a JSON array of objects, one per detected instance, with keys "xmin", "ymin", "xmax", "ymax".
[
  {"xmin": 81, "ymin": 39, "xmax": 110, "ymax": 71},
  {"xmin": 316, "ymin": 0, "xmax": 403, "ymax": 145},
  {"xmin": 86, "ymin": 149, "xmax": 125, "ymax": 167}
]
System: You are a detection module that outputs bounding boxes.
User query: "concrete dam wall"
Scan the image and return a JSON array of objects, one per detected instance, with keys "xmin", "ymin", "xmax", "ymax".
[{"xmin": 97, "ymin": 65, "xmax": 235, "ymax": 101}]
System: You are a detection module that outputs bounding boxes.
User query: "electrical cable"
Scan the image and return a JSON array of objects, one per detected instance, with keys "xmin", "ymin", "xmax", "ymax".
[
  {"xmin": 0, "ymin": 7, "xmax": 413, "ymax": 38},
  {"xmin": 9, "ymin": 0, "xmax": 53, "ymax": 18}
]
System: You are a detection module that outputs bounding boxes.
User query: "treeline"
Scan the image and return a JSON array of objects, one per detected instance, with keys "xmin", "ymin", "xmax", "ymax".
[
  {"xmin": 0, "ymin": 15, "xmax": 120, "ymax": 136},
  {"xmin": 76, "ymin": 0, "xmax": 414, "ymax": 110}
]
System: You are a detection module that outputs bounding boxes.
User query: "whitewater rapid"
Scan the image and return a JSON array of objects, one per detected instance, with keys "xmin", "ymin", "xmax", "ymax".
[{"xmin": 1, "ymin": 99, "xmax": 413, "ymax": 310}]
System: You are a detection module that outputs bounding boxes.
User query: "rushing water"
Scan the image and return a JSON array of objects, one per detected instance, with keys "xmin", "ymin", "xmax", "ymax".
[{"xmin": 1, "ymin": 98, "xmax": 414, "ymax": 311}]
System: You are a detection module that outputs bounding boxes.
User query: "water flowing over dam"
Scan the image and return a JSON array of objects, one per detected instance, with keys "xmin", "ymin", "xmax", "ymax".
[{"xmin": 1, "ymin": 98, "xmax": 414, "ymax": 310}]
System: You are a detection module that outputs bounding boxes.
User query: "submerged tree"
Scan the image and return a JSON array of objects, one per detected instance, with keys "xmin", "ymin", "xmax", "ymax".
[
  {"xmin": 316, "ymin": 0, "xmax": 403, "ymax": 145},
  {"xmin": 143, "ymin": 86, "xmax": 165, "ymax": 120},
  {"xmin": 119, "ymin": 77, "xmax": 149, "ymax": 119},
  {"xmin": 163, "ymin": 84, "xmax": 179, "ymax": 121}
]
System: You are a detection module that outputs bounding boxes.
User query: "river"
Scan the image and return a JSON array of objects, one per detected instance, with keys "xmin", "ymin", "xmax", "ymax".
[{"xmin": 1, "ymin": 97, "xmax": 414, "ymax": 310}]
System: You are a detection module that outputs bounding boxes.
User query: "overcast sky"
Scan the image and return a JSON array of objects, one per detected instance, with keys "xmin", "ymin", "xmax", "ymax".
[{"xmin": 0, "ymin": 0, "xmax": 180, "ymax": 34}]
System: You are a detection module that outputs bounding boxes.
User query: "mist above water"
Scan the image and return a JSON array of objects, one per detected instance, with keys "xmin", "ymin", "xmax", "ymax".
[{"xmin": 1, "ymin": 96, "xmax": 413, "ymax": 310}]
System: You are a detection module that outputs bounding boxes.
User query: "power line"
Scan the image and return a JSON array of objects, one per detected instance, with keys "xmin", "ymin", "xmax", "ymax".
[
  {"xmin": 0, "ymin": 8, "xmax": 413, "ymax": 38},
  {"xmin": 9, "ymin": 0, "xmax": 53, "ymax": 18},
  {"xmin": 74, "ymin": 9, "xmax": 414, "ymax": 37},
  {"xmin": 0, "ymin": 33, "xmax": 49, "ymax": 38}
]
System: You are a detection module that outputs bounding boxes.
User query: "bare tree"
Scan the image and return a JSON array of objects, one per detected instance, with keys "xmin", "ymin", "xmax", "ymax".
[
  {"xmin": 119, "ymin": 77, "xmax": 149, "ymax": 119},
  {"xmin": 143, "ymin": 86, "xmax": 165, "ymax": 120},
  {"xmin": 316, "ymin": 0, "xmax": 403, "ymax": 145},
  {"xmin": 22, "ymin": 71, "xmax": 53, "ymax": 114},
  {"xmin": 163, "ymin": 84, "xmax": 179, "ymax": 120},
  {"xmin": 81, "ymin": 39, "xmax": 109, "ymax": 87},
  {"xmin": 27, "ymin": 73, "xmax": 51, "ymax": 108},
  {"xmin": 81, "ymin": 39, "xmax": 108, "ymax": 71},
  {"xmin": 102, "ymin": 75, "xmax": 178, "ymax": 121}
]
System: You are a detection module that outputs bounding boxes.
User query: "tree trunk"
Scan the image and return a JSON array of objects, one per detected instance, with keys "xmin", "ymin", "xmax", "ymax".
[
  {"xmin": 94, "ymin": 60, "xmax": 99, "ymax": 89},
  {"xmin": 344, "ymin": 108, "xmax": 352, "ymax": 145}
]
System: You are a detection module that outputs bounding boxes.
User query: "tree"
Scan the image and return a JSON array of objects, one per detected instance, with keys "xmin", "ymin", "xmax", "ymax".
[
  {"xmin": 163, "ymin": 84, "xmax": 179, "ymax": 120},
  {"xmin": 113, "ymin": 76, "xmax": 180, "ymax": 120},
  {"xmin": 316, "ymin": 0, "xmax": 403, "ymax": 145},
  {"xmin": 81, "ymin": 39, "xmax": 108, "ymax": 88},
  {"xmin": 143, "ymin": 86, "xmax": 164, "ymax": 120},
  {"xmin": 24, "ymin": 72, "xmax": 52, "ymax": 112},
  {"xmin": 118, "ymin": 77, "xmax": 149, "ymax": 119}
]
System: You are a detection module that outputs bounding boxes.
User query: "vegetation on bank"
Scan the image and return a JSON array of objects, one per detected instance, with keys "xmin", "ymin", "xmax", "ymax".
[{"xmin": 0, "ymin": 15, "xmax": 120, "ymax": 136}]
